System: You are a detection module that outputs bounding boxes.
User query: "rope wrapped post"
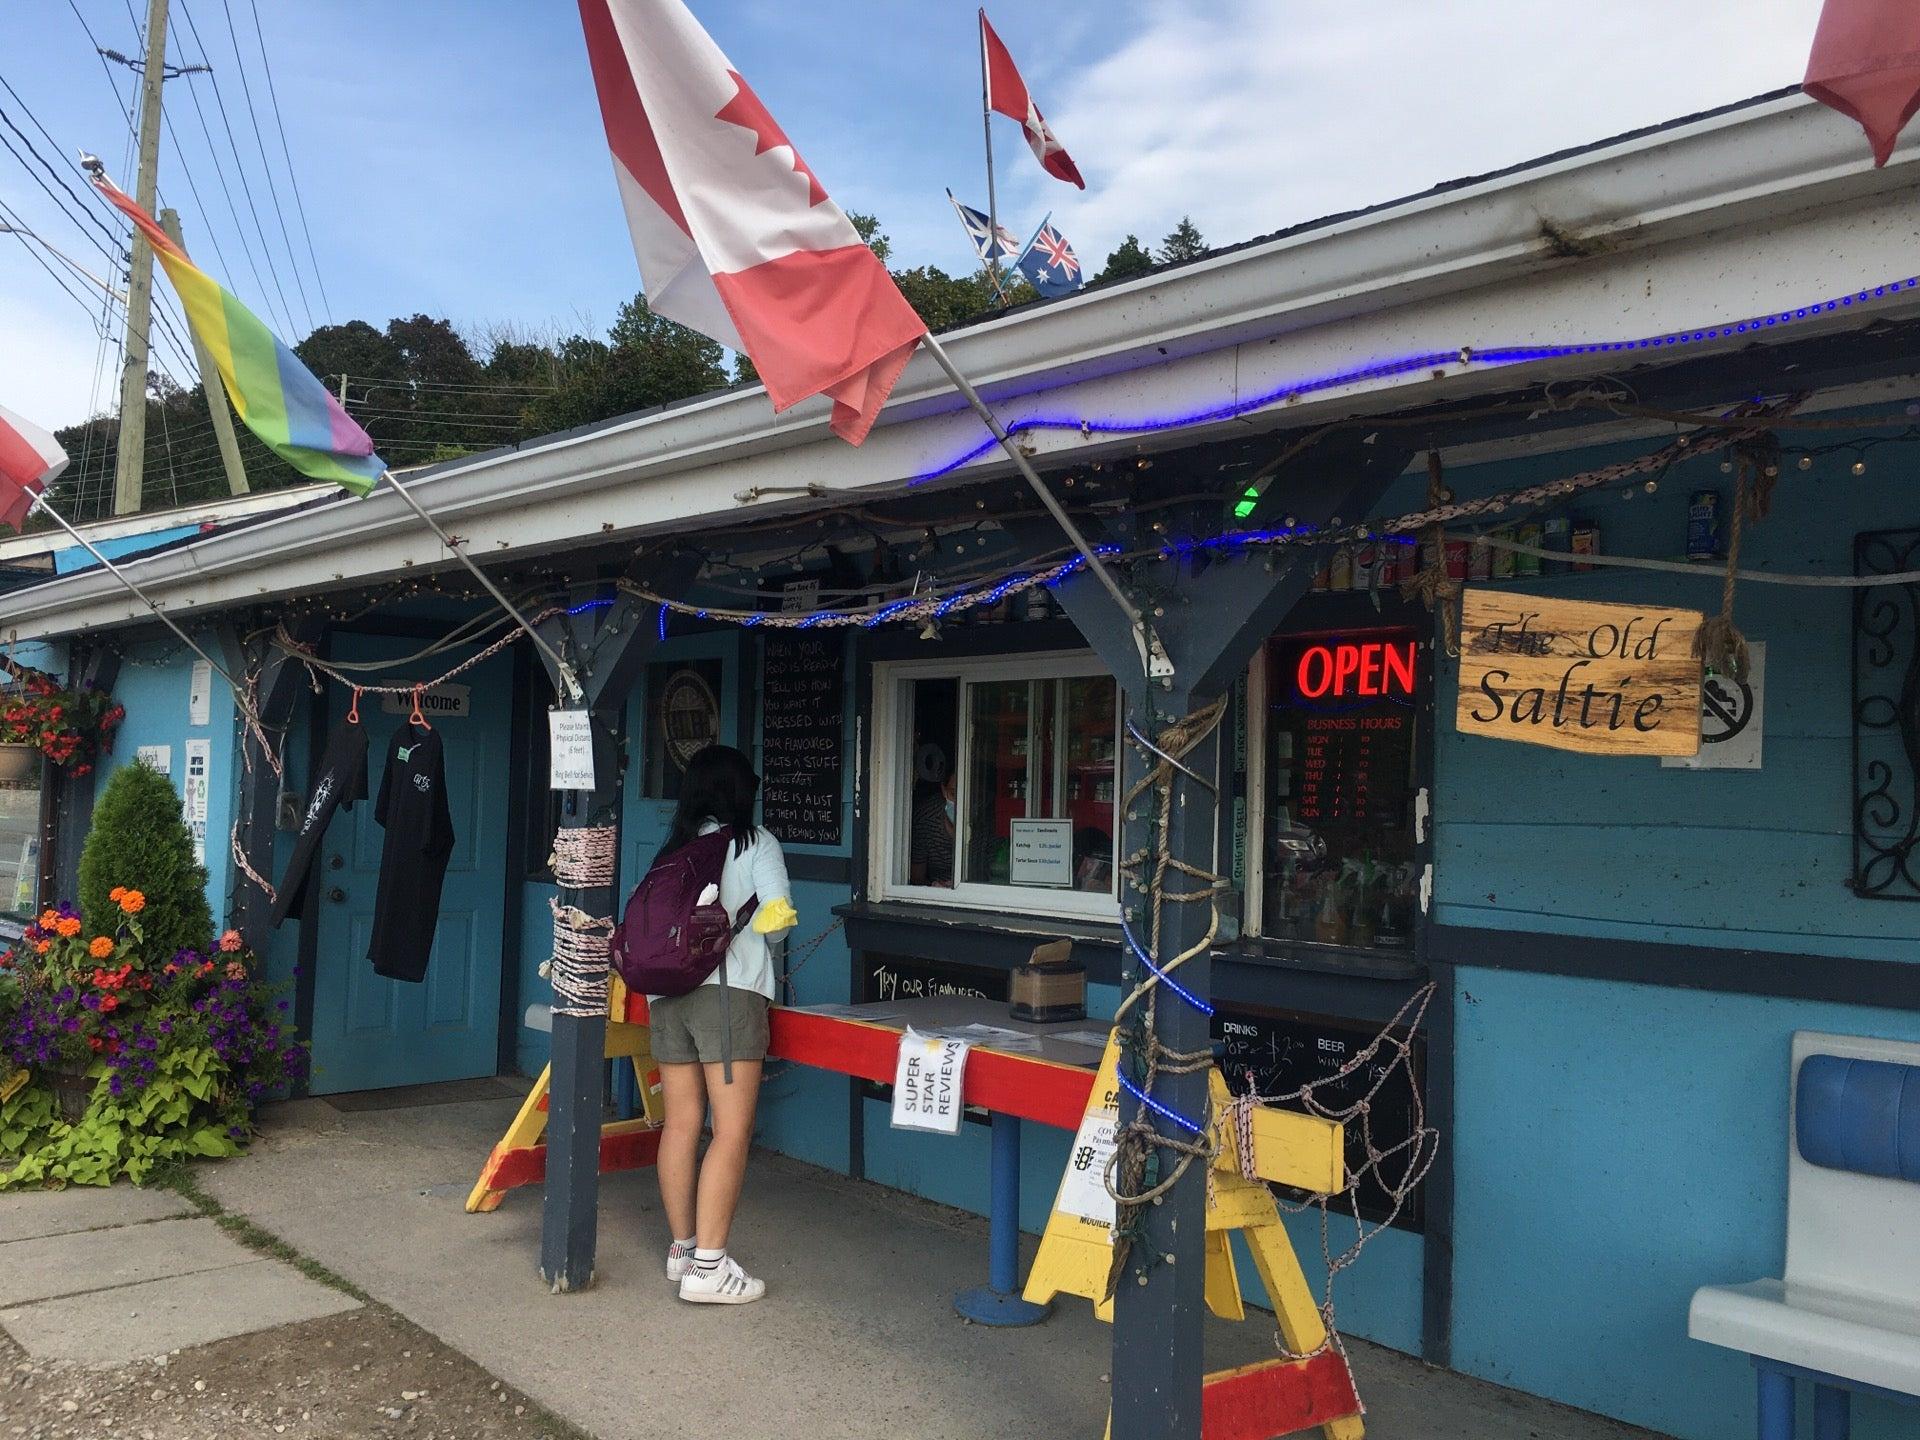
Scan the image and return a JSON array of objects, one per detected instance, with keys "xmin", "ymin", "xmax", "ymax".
[
  {"xmin": 1108, "ymin": 688, "xmax": 1229, "ymax": 1440},
  {"xmin": 533, "ymin": 565, "xmax": 700, "ymax": 1296}
]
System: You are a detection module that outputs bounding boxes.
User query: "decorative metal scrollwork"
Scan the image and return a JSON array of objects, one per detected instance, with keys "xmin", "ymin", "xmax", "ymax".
[{"xmin": 1852, "ymin": 528, "xmax": 1920, "ymax": 899}]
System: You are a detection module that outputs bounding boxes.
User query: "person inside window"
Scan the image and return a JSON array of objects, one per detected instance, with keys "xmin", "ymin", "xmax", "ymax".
[
  {"xmin": 648, "ymin": 745, "xmax": 797, "ymax": 1305},
  {"xmin": 910, "ymin": 768, "xmax": 957, "ymax": 887}
]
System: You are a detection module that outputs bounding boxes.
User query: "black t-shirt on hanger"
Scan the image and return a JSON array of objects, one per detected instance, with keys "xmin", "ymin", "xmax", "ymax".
[
  {"xmin": 369, "ymin": 722, "xmax": 455, "ymax": 983},
  {"xmin": 268, "ymin": 716, "xmax": 369, "ymax": 929}
]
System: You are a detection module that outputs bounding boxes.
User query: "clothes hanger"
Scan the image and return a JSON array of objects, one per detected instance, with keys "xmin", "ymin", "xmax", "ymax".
[
  {"xmin": 409, "ymin": 686, "xmax": 431, "ymax": 731},
  {"xmin": 347, "ymin": 687, "xmax": 362, "ymax": 725}
]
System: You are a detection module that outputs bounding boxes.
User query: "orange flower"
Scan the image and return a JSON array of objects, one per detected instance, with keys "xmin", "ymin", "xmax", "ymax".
[
  {"xmin": 34, "ymin": 939, "xmax": 50, "ymax": 954},
  {"xmin": 37, "ymin": 908, "xmax": 58, "ymax": 929},
  {"xmin": 97, "ymin": 994, "xmax": 119, "ymax": 1013},
  {"xmin": 55, "ymin": 916, "xmax": 81, "ymax": 938},
  {"xmin": 87, "ymin": 936, "xmax": 114, "ymax": 959},
  {"xmin": 225, "ymin": 961, "xmax": 247, "ymax": 981},
  {"xmin": 108, "ymin": 887, "xmax": 125, "ymax": 903},
  {"xmin": 118, "ymin": 891, "xmax": 145, "ymax": 915}
]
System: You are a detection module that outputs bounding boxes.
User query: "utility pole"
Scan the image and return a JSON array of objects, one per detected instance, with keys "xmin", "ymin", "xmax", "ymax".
[
  {"xmin": 161, "ymin": 207, "xmax": 248, "ymax": 495},
  {"xmin": 112, "ymin": 0, "xmax": 171, "ymax": 516}
]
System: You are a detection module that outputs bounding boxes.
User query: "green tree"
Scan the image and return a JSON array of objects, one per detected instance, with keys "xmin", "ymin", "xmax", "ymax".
[
  {"xmin": 78, "ymin": 760, "xmax": 213, "ymax": 959},
  {"xmin": 519, "ymin": 296, "xmax": 728, "ymax": 436},
  {"xmin": 1095, "ymin": 234, "xmax": 1155, "ymax": 284},
  {"xmin": 848, "ymin": 211, "xmax": 892, "ymax": 265},
  {"xmin": 1156, "ymin": 216, "xmax": 1207, "ymax": 264}
]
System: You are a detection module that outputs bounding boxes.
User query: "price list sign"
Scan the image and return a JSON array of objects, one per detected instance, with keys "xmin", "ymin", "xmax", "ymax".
[{"xmin": 761, "ymin": 633, "xmax": 845, "ymax": 846}]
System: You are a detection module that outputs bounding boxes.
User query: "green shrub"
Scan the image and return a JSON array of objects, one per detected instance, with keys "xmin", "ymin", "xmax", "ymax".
[{"xmin": 78, "ymin": 760, "xmax": 212, "ymax": 958}]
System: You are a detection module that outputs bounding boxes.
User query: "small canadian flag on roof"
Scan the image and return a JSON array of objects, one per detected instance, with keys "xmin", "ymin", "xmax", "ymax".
[{"xmin": 576, "ymin": 0, "xmax": 927, "ymax": 445}]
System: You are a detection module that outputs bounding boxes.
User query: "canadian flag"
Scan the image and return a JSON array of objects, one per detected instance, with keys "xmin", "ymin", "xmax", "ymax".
[
  {"xmin": 1804, "ymin": 0, "xmax": 1920, "ymax": 166},
  {"xmin": 980, "ymin": 10, "xmax": 1085, "ymax": 190},
  {"xmin": 577, "ymin": 0, "xmax": 927, "ymax": 445},
  {"xmin": 0, "ymin": 404, "xmax": 67, "ymax": 532}
]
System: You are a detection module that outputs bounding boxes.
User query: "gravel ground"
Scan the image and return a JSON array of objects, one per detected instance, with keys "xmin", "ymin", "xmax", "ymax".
[{"xmin": 0, "ymin": 1307, "xmax": 581, "ymax": 1440}]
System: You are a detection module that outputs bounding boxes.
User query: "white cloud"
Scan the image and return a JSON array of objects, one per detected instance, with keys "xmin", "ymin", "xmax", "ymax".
[{"xmin": 1019, "ymin": 0, "xmax": 1824, "ymax": 271}]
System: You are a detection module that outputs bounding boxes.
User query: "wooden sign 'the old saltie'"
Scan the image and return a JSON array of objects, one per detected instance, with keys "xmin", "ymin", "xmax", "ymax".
[{"xmin": 1456, "ymin": 590, "xmax": 1704, "ymax": 756}]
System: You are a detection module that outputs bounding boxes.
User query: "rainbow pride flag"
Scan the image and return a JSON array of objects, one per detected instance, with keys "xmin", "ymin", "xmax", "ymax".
[{"xmin": 93, "ymin": 176, "xmax": 387, "ymax": 496}]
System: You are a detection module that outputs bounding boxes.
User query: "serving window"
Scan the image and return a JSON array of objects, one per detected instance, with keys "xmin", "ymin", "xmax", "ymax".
[
  {"xmin": 0, "ymin": 748, "xmax": 43, "ymax": 919},
  {"xmin": 871, "ymin": 653, "xmax": 1119, "ymax": 920},
  {"xmin": 1245, "ymin": 624, "xmax": 1426, "ymax": 950}
]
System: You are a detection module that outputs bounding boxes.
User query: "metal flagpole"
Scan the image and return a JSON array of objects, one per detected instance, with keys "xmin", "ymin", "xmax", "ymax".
[
  {"xmin": 375, "ymin": 469, "xmax": 582, "ymax": 700},
  {"xmin": 25, "ymin": 493, "xmax": 250, "ymax": 705},
  {"xmin": 917, "ymin": 331, "xmax": 1169, "ymax": 680},
  {"xmin": 978, "ymin": 8, "xmax": 1004, "ymax": 297}
]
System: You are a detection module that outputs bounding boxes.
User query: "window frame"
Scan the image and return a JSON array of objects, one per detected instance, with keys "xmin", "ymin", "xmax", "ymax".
[{"xmin": 869, "ymin": 649, "xmax": 1122, "ymax": 922}]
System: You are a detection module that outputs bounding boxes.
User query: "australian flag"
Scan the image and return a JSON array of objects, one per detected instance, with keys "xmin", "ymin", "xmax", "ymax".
[
  {"xmin": 947, "ymin": 189, "xmax": 1020, "ymax": 263},
  {"xmin": 1015, "ymin": 215, "xmax": 1082, "ymax": 299}
]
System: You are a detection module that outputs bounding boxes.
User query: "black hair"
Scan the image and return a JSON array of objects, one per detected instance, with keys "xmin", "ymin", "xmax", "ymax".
[{"xmin": 659, "ymin": 744, "xmax": 760, "ymax": 861}]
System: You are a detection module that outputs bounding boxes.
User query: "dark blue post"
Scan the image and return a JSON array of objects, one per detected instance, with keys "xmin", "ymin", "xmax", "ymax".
[
  {"xmin": 954, "ymin": 1112, "xmax": 1050, "ymax": 1326},
  {"xmin": 1813, "ymin": 1383, "xmax": 1849, "ymax": 1440},
  {"xmin": 1757, "ymin": 1364, "xmax": 1794, "ymax": 1440}
]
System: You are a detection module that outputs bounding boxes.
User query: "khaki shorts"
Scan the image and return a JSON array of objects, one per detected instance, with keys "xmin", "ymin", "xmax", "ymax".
[{"xmin": 648, "ymin": 986, "xmax": 770, "ymax": 1066}]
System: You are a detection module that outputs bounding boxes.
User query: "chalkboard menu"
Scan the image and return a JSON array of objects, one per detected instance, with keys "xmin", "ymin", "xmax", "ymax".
[
  {"xmin": 761, "ymin": 633, "xmax": 844, "ymax": 846},
  {"xmin": 1214, "ymin": 1005, "xmax": 1426, "ymax": 1230}
]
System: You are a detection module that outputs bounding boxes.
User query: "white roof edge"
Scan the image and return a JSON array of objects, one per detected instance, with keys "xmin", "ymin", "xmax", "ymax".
[{"xmin": 6, "ymin": 91, "xmax": 1915, "ymax": 641}]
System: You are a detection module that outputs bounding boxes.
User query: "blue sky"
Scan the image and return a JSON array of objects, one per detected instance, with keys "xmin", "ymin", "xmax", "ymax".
[{"xmin": 3, "ymin": 0, "xmax": 1823, "ymax": 430}]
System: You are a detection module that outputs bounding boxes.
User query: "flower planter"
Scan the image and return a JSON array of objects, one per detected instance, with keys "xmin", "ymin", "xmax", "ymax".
[
  {"xmin": 42, "ymin": 1067, "xmax": 95, "ymax": 1124},
  {"xmin": 0, "ymin": 743, "xmax": 39, "ymax": 786}
]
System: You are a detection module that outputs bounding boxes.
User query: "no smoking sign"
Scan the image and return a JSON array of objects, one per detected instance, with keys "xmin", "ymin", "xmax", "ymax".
[{"xmin": 1663, "ymin": 642, "xmax": 1765, "ymax": 770}]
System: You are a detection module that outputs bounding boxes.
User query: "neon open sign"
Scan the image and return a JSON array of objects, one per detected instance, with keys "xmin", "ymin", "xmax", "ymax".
[{"xmin": 1295, "ymin": 640, "xmax": 1417, "ymax": 700}]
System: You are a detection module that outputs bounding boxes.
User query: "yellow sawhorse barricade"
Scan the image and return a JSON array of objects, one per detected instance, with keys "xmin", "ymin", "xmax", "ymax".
[
  {"xmin": 1025, "ymin": 1034, "xmax": 1365, "ymax": 1440},
  {"xmin": 465, "ymin": 978, "xmax": 664, "ymax": 1214}
]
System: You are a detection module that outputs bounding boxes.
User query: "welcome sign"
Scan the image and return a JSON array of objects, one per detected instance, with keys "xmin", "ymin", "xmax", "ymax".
[{"xmin": 1456, "ymin": 590, "xmax": 1703, "ymax": 756}]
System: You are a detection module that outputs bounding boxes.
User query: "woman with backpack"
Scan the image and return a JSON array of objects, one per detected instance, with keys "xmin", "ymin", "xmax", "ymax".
[{"xmin": 640, "ymin": 745, "xmax": 796, "ymax": 1304}]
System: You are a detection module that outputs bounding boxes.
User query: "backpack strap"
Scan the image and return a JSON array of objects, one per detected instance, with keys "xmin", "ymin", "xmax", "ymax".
[{"xmin": 715, "ymin": 892, "xmax": 759, "ymax": 1086}]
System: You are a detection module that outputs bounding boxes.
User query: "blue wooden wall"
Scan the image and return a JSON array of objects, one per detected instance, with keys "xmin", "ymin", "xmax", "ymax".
[{"xmin": 1429, "ymin": 426, "xmax": 1920, "ymax": 1440}]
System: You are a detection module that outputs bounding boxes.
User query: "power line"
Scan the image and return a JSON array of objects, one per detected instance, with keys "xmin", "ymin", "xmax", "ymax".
[
  {"xmin": 171, "ymin": 0, "xmax": 300, "ymax": 337},
  {"xmin": 215, "ymin": 0, "xmax": 312, "ymax": 332},
  {"xmin": 167, "ymin": 51, "xmax": 282, "ymax": 332},
  {"xmin": 246, "ymin": 0, "xmax": 330, "ymax": 322}
]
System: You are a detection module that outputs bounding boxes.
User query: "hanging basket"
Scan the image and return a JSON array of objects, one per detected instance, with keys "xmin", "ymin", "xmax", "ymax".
[
  {"xmin": 0, "ymin": 743, "xmax": 40, "ymax": 786},
  {"xmin": 42, "ymin": 1067, "xmax": 96, "ymax": 1125}
]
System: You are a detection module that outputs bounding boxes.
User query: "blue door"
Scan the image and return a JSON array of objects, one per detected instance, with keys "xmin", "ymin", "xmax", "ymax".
[
  {"xmin": 307, "ymin": 635, "xmax": 513, "ymax": 1094},
  {"xmin": 623, "ymin": 633, "xmax": 743, "ymax": 890}
]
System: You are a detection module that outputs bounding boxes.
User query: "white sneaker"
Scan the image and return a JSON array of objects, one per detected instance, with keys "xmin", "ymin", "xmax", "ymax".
[
  {"xmin": 666, "ymin": 1241, "xmax": 696, "ymax": 1283},
  {"xmin": 678, "ymin": 1255, "xmax": 765, "ymax": 1305}
]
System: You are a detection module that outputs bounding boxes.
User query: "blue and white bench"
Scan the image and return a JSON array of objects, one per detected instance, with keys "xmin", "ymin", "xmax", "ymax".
[{"xmin": 1689, "ymin": 1030, "xmax": 1920, "ymax": 1440}]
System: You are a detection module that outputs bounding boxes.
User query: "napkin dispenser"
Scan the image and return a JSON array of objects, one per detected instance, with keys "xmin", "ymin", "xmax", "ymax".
[{"xmin": 1010, "ymin": 940, "xmax": 1085, "ymax": 1023}]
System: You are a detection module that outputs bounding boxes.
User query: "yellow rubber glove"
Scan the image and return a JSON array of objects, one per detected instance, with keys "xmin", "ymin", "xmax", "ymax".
[{"xmin": 752, "ymin": 896, "xmax": 799, "ymax": 934}]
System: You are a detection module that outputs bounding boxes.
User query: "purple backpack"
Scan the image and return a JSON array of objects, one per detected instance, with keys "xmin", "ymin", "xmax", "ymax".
[{"xmin": 610, "ymin": 828, "xmax": 756, "ymax": 999}]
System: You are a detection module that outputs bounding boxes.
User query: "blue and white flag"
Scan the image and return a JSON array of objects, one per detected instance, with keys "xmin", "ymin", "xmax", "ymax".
[
  {"xmin": 946, "ymin": 189, "xmax": 1020, "ymax": 263},
  {"xmin": 1014, "ymin": 214, "xmax": 1083, "ymax": 299}
]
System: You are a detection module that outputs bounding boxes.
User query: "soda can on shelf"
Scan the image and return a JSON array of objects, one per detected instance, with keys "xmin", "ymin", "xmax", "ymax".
[
  {"xmin": 1541, "ymin": 514, "xmax": 1572, "ymax": 573},
  {"xmin": 1378, "ymin": 539, "xmax": 1402, "ymax": 588},
  {"xmin": 1570, "ymin": 518, "xmax": 1600, "ymax": 572},
  {"xmin": 1687, "ymin": 489, "xmax": 1722, "ymax": 562},
  {"xmin": 1490, "ymin": 528, "xmax": 1518, "ymax": 580},
  {"xmin": 1514, "ymin": 522, "xmax": 1543, "ymax": 578},
  {"xmin": 1353, "ymin": 543, "xmax": 1379, "ymax": 590},
  {"xmin": 1444, "ymin": 539, "xmax": 1470, "ymax": 580},
  {"xmin": 1329, "ymin": 545, "xmax": 1354, "ymax": 591},
  {"xmin": 1469, "ymin": 533, "xmax": 1493, "ymax": 580},
  {"xmin": 1312, "ymin": 559, "xmax": 1331, "ymax": 591}
]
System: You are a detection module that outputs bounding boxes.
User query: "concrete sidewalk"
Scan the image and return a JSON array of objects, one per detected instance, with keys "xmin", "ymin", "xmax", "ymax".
[
  {"xmin": 188, "ymin": 1087, "xmax": 1670, "ymax": 1440},
  {"xmin": 0, "ymin": 1183, "xmax": 357, "ymax": 1368}
]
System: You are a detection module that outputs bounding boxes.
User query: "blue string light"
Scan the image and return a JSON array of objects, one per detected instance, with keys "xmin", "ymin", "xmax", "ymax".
[
  {"xmin": 656, "ymin": 602, "xmax": 669, "ymax": 641},
  {"xmin": 1117, "ymin": 1069, "xmax": 1207, "ymax": 1136},
  {"xmin": 913, "ymin": 274, "xmax": 1920, "ymax": 485},
  {"xmin": 567, "ymin": 597, "xmax": 613, "ymax": 616},
  {"xmin": 1120, "ymin": 916, "xmax": 1214, "ymax": 1017}
]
